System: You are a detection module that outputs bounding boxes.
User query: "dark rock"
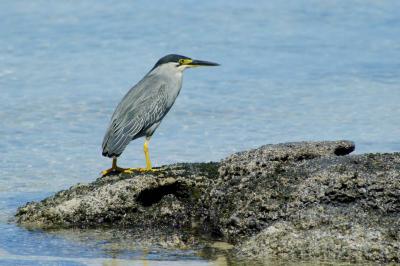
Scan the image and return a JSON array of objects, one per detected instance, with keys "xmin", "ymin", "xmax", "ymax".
[
  {"xmin": 15, "ymin": 140, "xmax": 400, "ymax": 263},
  {"xmin": 16, "ymin": 162, "xmax": 219, "ymax": 231}
]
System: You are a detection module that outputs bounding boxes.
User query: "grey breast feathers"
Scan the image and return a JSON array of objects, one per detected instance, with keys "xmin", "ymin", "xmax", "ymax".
[{"xmin": 102, "ymin": 75, "xmax": 169, "ymax": 157}]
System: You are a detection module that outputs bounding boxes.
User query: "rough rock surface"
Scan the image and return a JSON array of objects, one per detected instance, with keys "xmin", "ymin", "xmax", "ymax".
[
  {"xmin": 16, "ymin": 162, "xmax": 219, "ymax": 231},
  {"xmin": 16, "ymin": 140, "xmax": 400, "ymax": 263}
]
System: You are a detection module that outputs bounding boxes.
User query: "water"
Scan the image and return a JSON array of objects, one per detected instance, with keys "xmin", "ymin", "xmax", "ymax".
[{"xmin": 1, "ymin": 0, "xmax": 400, "ymax": 265}]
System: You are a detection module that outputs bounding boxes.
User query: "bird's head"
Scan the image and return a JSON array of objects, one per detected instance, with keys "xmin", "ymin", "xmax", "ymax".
[{"xmin": 151, "ymin": 54, "xmax": 219, "ymax": 73}]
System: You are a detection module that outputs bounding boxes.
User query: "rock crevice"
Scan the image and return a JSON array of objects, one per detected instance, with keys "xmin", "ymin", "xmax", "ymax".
[{"xmin": 15, "ymin": 140, "xmax": 400, "ymax": 263}]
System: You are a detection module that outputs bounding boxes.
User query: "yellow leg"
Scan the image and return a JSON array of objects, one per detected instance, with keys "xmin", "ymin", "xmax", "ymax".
[
  {"xmin": 144, "ymin": 139, "xmax": 152, "ymax": 170},
  {"xmin": 101, "ymin": 139, "xmax": 159, "ymax": 176},
  {"xmin": 125, "ymin": 139, "xmax": 159, "ymax": 172},
  {"xmin": 124, "ymin": 138, "xmax": 159, "ymax": 173}
]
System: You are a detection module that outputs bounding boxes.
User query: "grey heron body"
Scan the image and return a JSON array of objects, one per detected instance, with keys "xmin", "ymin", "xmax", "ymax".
[{"xmin": 101, "ymin": 54, "xmax": 218, "ymax": 176}]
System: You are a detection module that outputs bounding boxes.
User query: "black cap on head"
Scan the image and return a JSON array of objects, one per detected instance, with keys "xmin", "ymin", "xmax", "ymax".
[{"xmin": 152, "ymin": 54, "xmax": 191, "ymax": 70}]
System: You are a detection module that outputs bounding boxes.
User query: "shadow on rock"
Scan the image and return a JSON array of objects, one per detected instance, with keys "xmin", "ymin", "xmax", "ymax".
[{"xmin": 15, "ymin": 140, "xmax": 400, "ymax": 263}]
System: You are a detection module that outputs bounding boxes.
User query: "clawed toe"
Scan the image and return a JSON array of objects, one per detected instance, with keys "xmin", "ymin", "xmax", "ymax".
[
  {"xmin": 123, "ymin": 168, "xmax": 160, "ymax": 173},
  {"xmin": 101, "ymin": 167, "xmax": 129, "ymax": 177},
  {"xmin": 101, "ymin": 167, "xmax": 160, "ymax": 177}
]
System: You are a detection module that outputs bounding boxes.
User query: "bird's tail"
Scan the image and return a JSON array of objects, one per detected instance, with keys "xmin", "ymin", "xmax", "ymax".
[{"xmin": 102, "ymin": 128, "xmax": 115, "ymax": 158}]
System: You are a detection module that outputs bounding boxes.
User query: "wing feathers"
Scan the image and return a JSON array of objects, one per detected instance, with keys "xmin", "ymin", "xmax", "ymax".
[{"xmin": 102, "ymin": 80, "xmax": 168, "ymax": 157}]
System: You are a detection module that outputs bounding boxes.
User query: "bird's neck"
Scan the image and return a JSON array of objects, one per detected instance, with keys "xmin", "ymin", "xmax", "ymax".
[
  {"xmin": 168, "ymin": 72, "xmax": 183, "ymax": 102},
  {"xmin": 149, "ymin": 64, "xmax": 184, "ymax": 102}
]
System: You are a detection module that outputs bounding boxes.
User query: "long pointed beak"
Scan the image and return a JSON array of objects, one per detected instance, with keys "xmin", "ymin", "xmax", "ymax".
[{"xmin": 189, "ymin": 59, "xmax": 219, "ymax": 67}]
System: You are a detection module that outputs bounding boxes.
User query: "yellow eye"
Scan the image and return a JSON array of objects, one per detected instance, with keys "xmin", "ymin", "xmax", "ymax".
[{"xmin": 179, "ymin": 59, "xmax": 185, "ymax": 65}]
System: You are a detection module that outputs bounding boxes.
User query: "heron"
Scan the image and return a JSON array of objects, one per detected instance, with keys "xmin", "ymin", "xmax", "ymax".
[{"xmin": 101, "ymin": 54, "xmax": 219, "ymax": 176}]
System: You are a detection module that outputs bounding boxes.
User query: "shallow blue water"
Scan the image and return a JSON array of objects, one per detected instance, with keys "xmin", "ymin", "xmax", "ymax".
[{"xmin": 1, "ymin": 1, "xmax": 400, "ymax": 265}]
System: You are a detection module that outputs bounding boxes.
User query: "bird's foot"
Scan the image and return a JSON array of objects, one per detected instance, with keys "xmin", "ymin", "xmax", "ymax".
[
  {"xmin": 101, "ymin": 166, "xmax": 130, "ymax": 177},
  {"xmin": 123, "ymin": 167, "xmax": 160, "ymax": 174},
  {"xmin": 101, "ymin": 167, "xmax": 160, "ymax": 177}
]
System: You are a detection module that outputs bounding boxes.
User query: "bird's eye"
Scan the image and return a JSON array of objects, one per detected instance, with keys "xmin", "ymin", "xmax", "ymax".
[{"xmin": 179, "ymin": 59, "xmax": 185, "ymax": 65}]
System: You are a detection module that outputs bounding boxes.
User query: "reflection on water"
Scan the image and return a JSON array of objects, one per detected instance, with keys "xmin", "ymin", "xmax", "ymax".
[
  {"xmin": 0, "ymin": 255, "xmax": 210, "ymax": 266},
  {"xmin": 0, "ymin": 227, "xmax": 227, "ymax": 265},
  {"xmin": 0, "ymin": 224, "xmax": 234, "ymax": 265}
]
